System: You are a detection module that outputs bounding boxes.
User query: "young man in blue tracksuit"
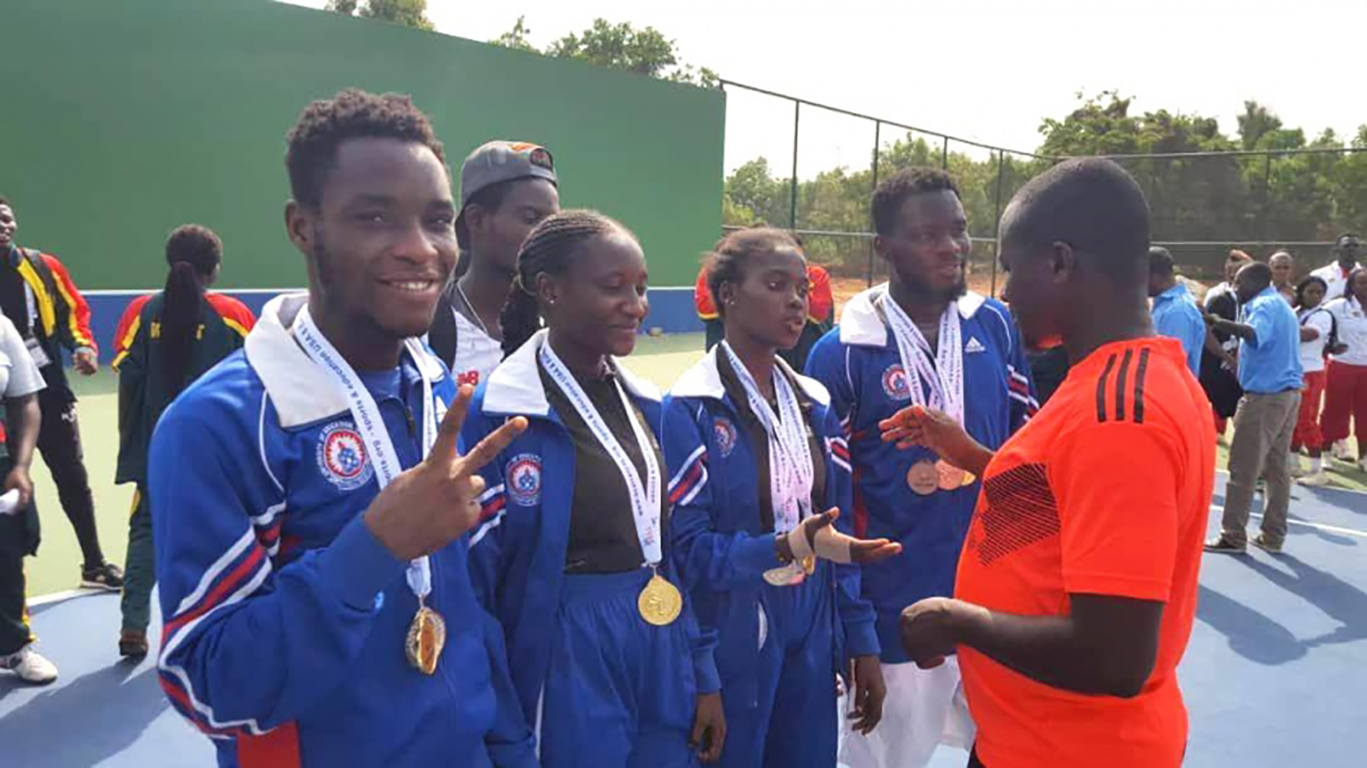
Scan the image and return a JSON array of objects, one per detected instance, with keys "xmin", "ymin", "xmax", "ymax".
[
  {"xmin": 662, "ymin": 228, "xmax": 901, "ymax": 767},
  {"xmin": 463, "ymin": 211, "xmax": 726, "ymax": 767},
  {"xmin": 805, "ymin": 168, "xmax": 1037, "ymax": 768},
  {"xmin": 151, "ymin": 90, "xmax": 531, "ymax": 768}
]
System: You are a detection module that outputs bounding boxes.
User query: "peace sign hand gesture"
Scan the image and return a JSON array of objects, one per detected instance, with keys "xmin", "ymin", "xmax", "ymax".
[{"xmin": 364, "ymin": 385, "xmax": 527, "ymax": 561}]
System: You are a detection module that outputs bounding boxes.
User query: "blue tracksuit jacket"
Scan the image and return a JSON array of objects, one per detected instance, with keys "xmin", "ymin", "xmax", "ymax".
[
  {"xmin": 150, "ymin": 295, "xmax": 534, "ymax": 768},
  {"xmin": 660, "ymin": 348, "xmax": 878, "ymax": 707},
  {"xmin": 462, "ymin": 331, "xmax": 721, "ymax": 731}
]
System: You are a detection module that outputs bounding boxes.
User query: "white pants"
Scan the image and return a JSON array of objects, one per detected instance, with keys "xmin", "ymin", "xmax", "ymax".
[{"xmin": 838, "ymin": 658, "xmax": 975, "ymax": 768}]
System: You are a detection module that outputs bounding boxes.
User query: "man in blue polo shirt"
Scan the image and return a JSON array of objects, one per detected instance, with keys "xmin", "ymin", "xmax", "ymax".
[
  {"xmin": 1205, "ymin": 261, "xmax": 1304, "ymax": 554},
  {"xmin": 1148, "ymin": 246, "xmax": 1205, "ymax": 375}
]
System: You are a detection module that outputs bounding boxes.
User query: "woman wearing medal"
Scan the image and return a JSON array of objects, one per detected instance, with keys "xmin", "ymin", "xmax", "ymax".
[
  {"xmin": 662, "ymin": 229, "xmax": 902, "ymax": 767},
  {"xmin": 463, "ymin": 210, "xmax": 726, "ymax": 767}
]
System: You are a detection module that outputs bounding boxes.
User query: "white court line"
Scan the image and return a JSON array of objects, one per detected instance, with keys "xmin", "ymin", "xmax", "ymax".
[
  {"xmin": 1210, "ymin": 504, "xmax": 1367, "ymax": 539},
  {"xmin": 28, "ymin": 587, "xmax": 107, "ymax": 607}
]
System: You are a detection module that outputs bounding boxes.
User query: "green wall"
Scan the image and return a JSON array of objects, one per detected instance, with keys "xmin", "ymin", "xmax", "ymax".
[{"xmin": 0, "ymin": 0, "xmax": 723, "ymax": 289}]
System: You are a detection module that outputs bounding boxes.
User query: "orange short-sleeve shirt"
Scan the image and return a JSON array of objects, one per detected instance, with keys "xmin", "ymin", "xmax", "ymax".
[{"xmin": 955, "ymin": 337, "xmax": 1214, "ymax": 768}]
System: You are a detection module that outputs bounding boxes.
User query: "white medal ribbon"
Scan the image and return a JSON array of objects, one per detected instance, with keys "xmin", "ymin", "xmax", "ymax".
[
  {"xmin": 881, "ymin": 293, "xmax": 965, "ymax": 425},
  {"xmin": 719, "ymin": 342, "xmax": 814, "ymax": 534},
  {"xmin": 293, "ymin": 305, "xmax": 436, "ymax": 602},
  {"xmin": 540, "ymin": 341, "xmax": 664, "ymax": 566}
]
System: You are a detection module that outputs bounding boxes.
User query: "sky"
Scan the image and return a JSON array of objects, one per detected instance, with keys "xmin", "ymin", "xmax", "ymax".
[{"xmin": 279, "ymin": 0, "xmax": 1367, "ymax": 179}]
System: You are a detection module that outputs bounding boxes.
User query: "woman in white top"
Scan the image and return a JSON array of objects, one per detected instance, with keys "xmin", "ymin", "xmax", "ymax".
[
  {"xmin": 1321, "ymin": 269, "xmax": 1367, "ymax": 472},
  {"xmin": 1292, "ymin": 276, "xmax": 1334, "ymax": 484}
]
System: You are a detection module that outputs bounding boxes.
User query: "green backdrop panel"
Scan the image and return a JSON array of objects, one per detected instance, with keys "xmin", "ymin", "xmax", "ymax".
[{"xmin": 0, "ymin": 0, "xmax": 723, "ymax": 289}]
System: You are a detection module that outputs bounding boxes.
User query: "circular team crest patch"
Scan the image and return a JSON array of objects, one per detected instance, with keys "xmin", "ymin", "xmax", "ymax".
[
  {"xmin": 506, "ymin": 453, "xmax": 543, "ymax": 506},
  {"xmin": 317, "ymin": 421, "xmax": 373, "ymax": 491},
  {"xmin": 713, "ymin": 417, "xmax": 738, "ymax": 458},
  {"xmin": 882, "ymin": 364, "xmax": 911, "ymax": 401}
]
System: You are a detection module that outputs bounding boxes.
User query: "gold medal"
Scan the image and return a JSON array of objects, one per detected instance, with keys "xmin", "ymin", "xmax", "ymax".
[
  {"xmin": 801, "ymin": 555, "xmax": 816, "ymax": 575},
  {"xmin": 936, "ymin": 459, "xmax": 966, "ymax": 491},
  {"xmin": 638, "ymin": 572, "xmax": 683, "ymax": 626},
  {"xmin": 406, "ymin": 602, "xmax": 446, "ymax": 675},
  {"xmin": 961, "ymin": 470, "xmax": 977, "ymax": 487},
  {"xmin": 906, "ymin": 460, "xmax": 940, "ymax": 496}
]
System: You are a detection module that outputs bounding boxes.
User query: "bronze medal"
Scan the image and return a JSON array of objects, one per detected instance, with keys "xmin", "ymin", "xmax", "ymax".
[
  {"xmin": 638, "ymin": 573, "xmax": 683, "ymax": 626},
  {"xmin": 936, "ymin": 459, "xmax": 966, "ymax": 491},
  {"xmin": 906, "ymin": 460, "xmax": 940, "ymax": 496},
  {"xmin": 406, "ymin": 603, "xmax": 447, "ymax": 675},
  {"xmin": 763, "ymin": 562, "xmax": 806, "ymax": 587}
]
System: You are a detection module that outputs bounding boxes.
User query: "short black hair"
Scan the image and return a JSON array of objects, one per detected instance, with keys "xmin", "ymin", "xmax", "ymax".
[
  {"xmin": 0, "ymin": 196, "xmax": 10, "ymax": 208},
  {"xmin": 285, "ymin": 89, "xmax": 445, "ymax": 209},
  {"xmin": 1148, "ymin": 246, "xmax": 1175, "ymax": 277},
  {"xmin": 1004, "ymin": 158, "xmax": 1150, "ymax": 283},
  {"xmin": 1238, "ymin": 261, "xmax": 1273, "ymax": 287},
  {"xmin": 705, "ymin": 228, "xmax": 801, "ymax": 318},
  {"xmin": 871, "ymin": 167, "xmax": 960, "ymax": 237},
  {"xmin": 1337, "ymin": 233, "xmax": 1361, "ymax": 247}
]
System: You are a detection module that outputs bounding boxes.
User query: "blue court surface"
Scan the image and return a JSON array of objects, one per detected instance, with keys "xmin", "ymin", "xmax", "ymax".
[{"xmin": 2, "ymin": 473, "xmax": 1363, "ymax": 767}]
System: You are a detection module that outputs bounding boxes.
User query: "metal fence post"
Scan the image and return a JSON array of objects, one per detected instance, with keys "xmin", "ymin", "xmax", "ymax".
[
  {"xmin": 990, "ymin": 151, "xmax": 1006, "ymax": 297},
  {"xmin": 942, "ymin": 136, "xmax": 950, "ymax": 170},
  {"xmin": 790, "ymin": 100, "xmax": 800, "ymax": 230},
  {"xmin": 1262, "ymin": 153, "xmax": 1273, "ymax": 241},
  {"xmin": 868, "ymin": 120, "xmax": 881, "ymax": 287}
]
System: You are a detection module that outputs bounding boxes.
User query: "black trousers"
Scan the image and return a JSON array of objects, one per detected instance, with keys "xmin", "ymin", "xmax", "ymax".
[
  {"xmin": 0, "ymin": 455, "xmax": 39, "ymax": 656},
  {"xmin": 35, "ymin": 386, "xmax": 103, "ymax": 567}
]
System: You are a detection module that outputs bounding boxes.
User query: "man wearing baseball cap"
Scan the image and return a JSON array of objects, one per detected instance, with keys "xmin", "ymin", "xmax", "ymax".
[{"xmin": 429, "ymin": 141, "xmax": 560, "ymax": 386}]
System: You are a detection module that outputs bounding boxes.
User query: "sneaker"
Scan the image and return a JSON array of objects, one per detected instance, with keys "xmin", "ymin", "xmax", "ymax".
[
  {"xmin": 1332, "ymin": 440, "xmax": 1354, "ymax": 461},
  {"xmin": 119, "ymin": 630, "xmax": 149, "ymax": 659},
  {"xmin": 1358, "ymin": 458, "xmax": 1367, "ymax": 475},
  {"xmin": 1204, "ymin": 536, "xmax": 1247, "ymax": 554},
  {"xmin": 0, "ymin": 645, "xmax": 58, "ymax": 684},
  {"xmin": 1299, "ymin": 470, "xmax": 1331, "ymax": 486},
  {"xmin": 1252, "ymin": 534, "xmax": 1283, "ymax": 554},
  {"xmin": 1288, "ymin": 456, "xmax": 1305, "ymax": 478},
  {"xmin": 81, "ymin": 562, "xmax": 124, "ymax": 591}
]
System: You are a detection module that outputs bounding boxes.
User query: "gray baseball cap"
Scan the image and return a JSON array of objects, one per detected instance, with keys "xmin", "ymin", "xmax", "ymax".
[{"xmin": 459, "ymin": 140, "xmax": 557, "ymax": 209}]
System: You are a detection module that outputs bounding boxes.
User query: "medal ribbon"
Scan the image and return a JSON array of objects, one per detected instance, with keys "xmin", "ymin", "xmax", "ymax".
[
  {"xmin": 881, "ymin": 293, "xmax": 965, "ymax": 425},
  {"xmin": 540, "ymin": 341, "xmax": 664, "ymax": 566},
  {"xmin": 294, "ymin": 305, "xmax": 436, "ymax": 602},
  {"xmin": 719, "ymin": 342, "xmax": 814, "ymax": 533}
]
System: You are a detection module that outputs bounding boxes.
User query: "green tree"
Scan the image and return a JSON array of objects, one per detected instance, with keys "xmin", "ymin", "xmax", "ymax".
[
  {"xmin": 325, "ymin": 0, "xmax": 434, "ymax": 32},
  {"xmin": 492, "ymin": 15, "xmax": 536, "ymax": 53},
  {"xmin": 490, "ymin": 17, "xmax": 717, "ymax": 87}
]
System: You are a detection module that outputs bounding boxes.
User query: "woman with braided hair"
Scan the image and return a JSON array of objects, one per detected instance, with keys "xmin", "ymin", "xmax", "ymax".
[
  {"xmin": 463, "ymin": 210, "xmax": 727, "ymax": 767},
  {"xmin": 662, "ymin": 228, "xmax": 901, "ymax": 767}
]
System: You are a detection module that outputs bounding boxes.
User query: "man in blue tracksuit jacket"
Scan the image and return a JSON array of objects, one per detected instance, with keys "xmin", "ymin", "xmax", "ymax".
[
  {"xmin": 463, "ymin": 329, "xmax": 720, "ymax": 766},
  {"xmin": 150, "ymin": 90, "xmax": 533, "ymax": 768},
  {"xmin": 804, "ymin": 164, "xmax": 1038, "ymax": 768},
  {"xmin": 661, "ymin": 348, "xmax": 879, "ymax": 766}
]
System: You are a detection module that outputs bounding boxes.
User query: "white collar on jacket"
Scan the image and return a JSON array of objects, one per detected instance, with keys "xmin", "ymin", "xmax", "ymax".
[
  {"xmin": 839, "ymin": 283, "xmax": 987, "ymax": 347},
  {"xmin": 669, "ymin": 345, "xmax": 831, "ymax": 408},
  {"xmin": 244, "ymin": 293, "xmax": 445, "ymax": 429},
  {"xmin": 483, "ymin": 329, "xmax": 661, "ymax": 417}
]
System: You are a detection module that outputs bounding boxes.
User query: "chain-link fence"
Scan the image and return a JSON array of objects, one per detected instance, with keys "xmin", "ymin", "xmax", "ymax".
[{"xmin": 719, "ymin": 81, "xmax": 1367, "ymax": 294}]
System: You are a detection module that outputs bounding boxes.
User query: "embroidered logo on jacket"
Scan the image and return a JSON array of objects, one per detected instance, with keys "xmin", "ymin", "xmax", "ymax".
[
  {"xmin": 713, "ymin": 417, "xmax": 738, "ymax": 457},
  {"xmin": 317, "ymin": 421, "xmax": 374, "ymax": 491},
  {"xmin": 965, "ymin": 337, "xmax": 986, "ymax": 354},
  {"xmin": 881, "ymin": 363, "xmax": 911, "ymax": 400},
  {"xmin": 506, "ymin": 453, "xmax": 543, "ymax": 506}
]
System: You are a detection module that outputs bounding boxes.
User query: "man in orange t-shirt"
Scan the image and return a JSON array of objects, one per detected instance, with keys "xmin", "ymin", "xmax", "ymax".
[{"xmin": 882, "ymin": 158, "xmax": 1213, "ymax": 768}]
